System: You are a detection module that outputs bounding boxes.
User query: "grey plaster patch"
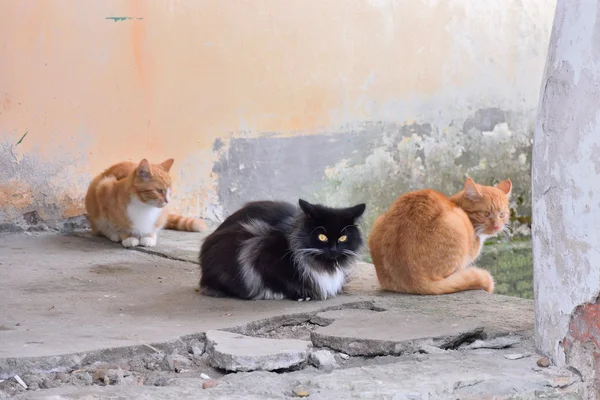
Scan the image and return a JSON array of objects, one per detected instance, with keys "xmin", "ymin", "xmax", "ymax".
[
  {"xmin": 213, "ymin": 127, "xmax": 377, "ymax": 216},
  {"xmin": 213, "ymin": 115, "xmax": 533, "ymax": 238},
  {"xmin": 212, "ymin": 138, "xmax": 225, "ymax": 152},
  {"xmin": 204, "ymin": 330, "xmax": 311, "ymax": 372},
  {"xmin": 309, "ymin": 309, "xmax": 485, "ymax": 356},
  {"xmin": 463, "ymin": 107, "xmax": 506, "ymax": 132}
]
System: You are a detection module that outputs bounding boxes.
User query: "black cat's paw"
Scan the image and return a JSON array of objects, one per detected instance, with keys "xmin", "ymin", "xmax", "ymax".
[
  {"xmin": 287, "ymin": 287, "xmax": 319, "ymax": 302},
  {"xmin": 200, "ymin": 286, "xmax": 228, "ymax": 298},
  {"xmin": 292, "ymin": 289, "xmax": 318, "ymax": 302}
]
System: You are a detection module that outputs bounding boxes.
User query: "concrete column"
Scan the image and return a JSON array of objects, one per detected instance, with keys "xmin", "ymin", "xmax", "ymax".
[{"xmin": 533, "ymin": 0, "xmax": 600, "ymax": 394}]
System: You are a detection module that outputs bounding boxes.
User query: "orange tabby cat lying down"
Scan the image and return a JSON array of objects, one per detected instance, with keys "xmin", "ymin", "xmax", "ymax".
[
  {"xmin": 85, "ymin": 158, "xmax": 206, "ymax": 248},
  {"xmin": 368, "ymin": 177, "xmax": 512, "ymax": 295}
]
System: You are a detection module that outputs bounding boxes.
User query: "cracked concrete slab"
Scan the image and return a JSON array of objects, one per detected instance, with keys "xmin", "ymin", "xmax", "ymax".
[
  {"xmin": 204, "ymin": 330, "xmax": 311, "ymax": 371},
  {"xmin": 17, "ymin": 348, "xmax": 582, "ymax": 400},
  {"xmin": 310, "ymin": 309, "xmax": 485, "ymax": 356}
]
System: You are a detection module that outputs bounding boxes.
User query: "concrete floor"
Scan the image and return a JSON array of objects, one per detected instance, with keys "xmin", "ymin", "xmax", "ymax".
[
  {"xmin": 0, "ymin": 230, "xmax": 583, "ymax": 399},
  {"xmin": 0, "ymin": 231, "xmax": 371, "ymax": 359}
]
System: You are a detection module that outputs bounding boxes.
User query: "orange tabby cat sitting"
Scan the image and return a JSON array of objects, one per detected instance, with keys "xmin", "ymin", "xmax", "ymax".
[
  {"xmin": 368, "ymin": 177, "xmax": 512, "ymax": 295},
  {"xmin": 85, "ymin": 158, "xmax": 206, "ymax": 248}
]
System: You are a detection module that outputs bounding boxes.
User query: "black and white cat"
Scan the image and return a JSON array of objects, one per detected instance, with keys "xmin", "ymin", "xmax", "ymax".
[{"xmin": 199, "ymin": 199, "xmax": 366, "ymax": 301}]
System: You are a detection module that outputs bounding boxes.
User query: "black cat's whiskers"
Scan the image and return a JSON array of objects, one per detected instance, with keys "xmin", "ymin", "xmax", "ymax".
[
  {"xmin": 342, "ymin": 249, "xmax": 360, "ymax": 258},
  {"xmin": 295, "ymin": 248, "xmax": 325, "ymax": 255}
]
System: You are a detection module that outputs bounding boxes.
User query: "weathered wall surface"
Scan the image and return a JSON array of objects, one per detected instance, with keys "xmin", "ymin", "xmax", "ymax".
[
  {"xmin": 533, "ymin": 0, "xmax": 600, "ymax": 396},
  {"xmin": 0, "ymin": 0, "xmax": 554, "ymax": 231}
]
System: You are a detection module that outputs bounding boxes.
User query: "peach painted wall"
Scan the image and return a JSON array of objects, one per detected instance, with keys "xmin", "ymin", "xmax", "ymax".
[{"xmin": 0, "ymin": 0, "xmax": 555, "ymax": 229}]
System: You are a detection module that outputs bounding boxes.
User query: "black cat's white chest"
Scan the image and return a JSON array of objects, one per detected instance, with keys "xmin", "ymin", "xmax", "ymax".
[{"xmin": 305, "ymin": 266, "xmax": 347, "ymax": 300}]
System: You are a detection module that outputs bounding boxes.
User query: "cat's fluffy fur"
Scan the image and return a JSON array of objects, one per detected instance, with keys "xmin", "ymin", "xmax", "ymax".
[
  {"xmin": 85, "ymin": 159, "xmax": 206, "ymax": 248},
  {"xmin": 369, "ymin": 177, "xmax": 512, "ymax": 295},
  {"xmin": 199, "ymin": 199, "xmax": 366, "ymax": 301}
]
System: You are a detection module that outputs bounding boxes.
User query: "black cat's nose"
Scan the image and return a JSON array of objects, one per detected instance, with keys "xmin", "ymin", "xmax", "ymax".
[{"xmin": 330, "ymin": 243, "xmax": 337, "ymax": 252}]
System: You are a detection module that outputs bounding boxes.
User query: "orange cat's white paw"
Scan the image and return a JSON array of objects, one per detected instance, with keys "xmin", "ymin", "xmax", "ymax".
[
  {"xmin": 107, "ymin": 233, "xmax": 121, "ymax": 242},
  {"xmin": 140, "ymin": 235, "xmax": 157, "ymax": 247},
  {"xmin": 122, "ymin": 237, "xmax": 140, "ymax": 248}
]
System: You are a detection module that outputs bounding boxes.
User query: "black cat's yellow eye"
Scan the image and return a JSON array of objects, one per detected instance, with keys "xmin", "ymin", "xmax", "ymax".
[
  {"xmin": 318, "ymin": 234, "xmax": 328, "ymax": 242},
  {"xmin": 338, "ymin": 235, "xmax": 348, "ymax": 243}
]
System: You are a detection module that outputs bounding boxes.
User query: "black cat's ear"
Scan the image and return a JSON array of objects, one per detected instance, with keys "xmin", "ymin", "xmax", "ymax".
[
  {"xmin": 348, "ymin": 203, "xmax": 366, "ymax": 219},
  {"xmin": 298, "ymin": 199, "xmax": 316, "ymax": 219}
]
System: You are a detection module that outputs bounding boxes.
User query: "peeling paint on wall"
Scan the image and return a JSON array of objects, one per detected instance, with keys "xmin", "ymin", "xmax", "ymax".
[
  {"xmin": 0, "ymin": 138, "xmax": 89, "ymax": 229},
  {"xmin": 0, "ymin": 0, "xmax": 555, "ymax": 231},
  {"xmin": 563, "ymin": 296, "xmax": 600, "ymax": 398}
]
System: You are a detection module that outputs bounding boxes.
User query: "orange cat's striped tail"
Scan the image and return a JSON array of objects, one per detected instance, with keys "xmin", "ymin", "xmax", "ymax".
[
  {"xmin": 166, "ymin": 214, "xmax": 207, "ymax": 232},
  {"xmin": 416, "ymin": 267, "xmax": 494, "ymax": 295}
]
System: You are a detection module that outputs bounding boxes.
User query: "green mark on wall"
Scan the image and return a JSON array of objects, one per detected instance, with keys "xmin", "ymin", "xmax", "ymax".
[
  {"xmin": 15, "ymin": 131, "xmax": 28, "ymax": 146},
  {"xmin": 105, "ymin": 17, "xmax": 144, "ymax": 22}
]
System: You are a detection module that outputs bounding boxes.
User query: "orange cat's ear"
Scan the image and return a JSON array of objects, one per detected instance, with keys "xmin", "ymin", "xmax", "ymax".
[
  {"xmin": 161, "ymin": 158, "xmax": 174, "ymax": 172},
  {"xmin": 137, "ymin": 159, "xmax": 152, "ymax": 180},
  {"xmin": 464, "ymin": 177, "xmax": 482, "ymax": 201},
  {"xmin": 496, "ymin": 179, "xmax": 512, "ymax": 196}
]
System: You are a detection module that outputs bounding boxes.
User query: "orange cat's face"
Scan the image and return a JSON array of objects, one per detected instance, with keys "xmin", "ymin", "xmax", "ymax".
[
  {"xmin": 460, "ymin": 178, "xmax": 512, "ymax": 237},
  {"xmin": 133, "ymin": 159, "xmax": 174, "ymax": 208}
]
